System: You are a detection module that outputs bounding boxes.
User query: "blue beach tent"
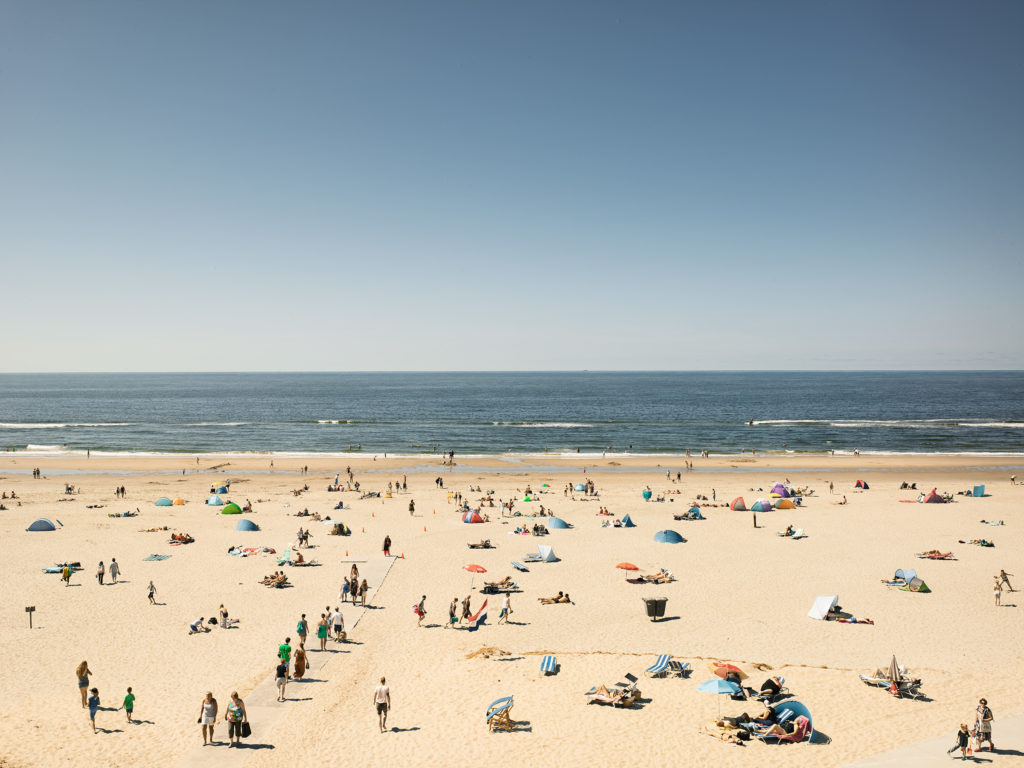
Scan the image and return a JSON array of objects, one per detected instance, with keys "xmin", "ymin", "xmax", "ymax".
[
  {"xmin": 973, "ymin": 485, "xmax": 986, "ymax": 497},
  {"xmin": 750, "ymin": 499, "xmax": 773, "ymax": 512},
  {"xmin": 207, "ymin": 494, "xmax": 224, "ymax": 506},
  {"xmin": 27, "ymin": 518, "xmax": 57, "ymax": 532},
  {"xmin": 215, "ymin": 485, "xmax": 229, "ymax": 495},
  {"xmin": 621, "ymin": 514, "xmax": 636, "ymax": 528},
  {"xmin": 654, "ymin": 529, "xmax": 685, "ymax": 544},
  {"xmin": 155, "ymin": 497, "xmax": 173, "ymax": 507},
  {"xmin": 547, "ymin": 516, "xmax": 570, "ymax": 529},
  {"xmin": 235, "ymin": 518, "xmax": 260, "ymax": 531}
]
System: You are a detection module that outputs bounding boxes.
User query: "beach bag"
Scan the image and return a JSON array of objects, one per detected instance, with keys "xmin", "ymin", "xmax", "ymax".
[{"xmin": 240, "ymin": 721, "xmax": 251, "ymax": 738}]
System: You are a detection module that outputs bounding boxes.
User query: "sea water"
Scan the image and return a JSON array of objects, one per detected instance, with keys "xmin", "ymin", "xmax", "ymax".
[{"xmin": 0, "ymin": 372, "xmax": 1021, "ymax": 456}]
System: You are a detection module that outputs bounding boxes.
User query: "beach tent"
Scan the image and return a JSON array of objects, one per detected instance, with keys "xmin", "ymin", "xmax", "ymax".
[
  {"xmin": 215, "ymin": 485, "xmax": 229, "ymax": 494},
  {"xmin": 537, "ymin": 544, "xmax": 558, "ymax": 562},
  {"xmin": 775, "ymin": 498, "xmax": 796, "ymax": 510},
  {"xmin": 682, "ymin": 507, "xmax": 705, "ymax": 520},
  {"xmin": 547, "ymin": 516, "xmax": 570, "ymax": 529},
  {"xmin": 808, "ymin": 595, "xmax": 839, "ymax": 620},
  {"xmin": 901, "ymin": 577, "xmax": 930, "ymax": 593},
  {"xmin": 654, "ymin": 529, "xmax": 685, "ymax": 544},
  {"xmin": 462, "ymin": 510, "xmax": 484, "ymax": 524},
  {"xmin": 922, "ymin": 491, "xmax": 944, "ymax": 504},
  {"xmin": 750, "ymin": 498, "xmax": 773, "ymax": 512},
  {"xmin": 207, "ymin": 495, "xmax": 224, "ymax": 506},
  {"xmin": 221, "ymin": 502, "xmax": 242, "ymax": 515},
  {"xmin": 730, "ymin": 497, "xmax": 747, "ymax": 511},
  {"xmin": 894, "ymin": 569, "xmax": 917, "ymax": 583},
  {"xmin": 235, "ymin": 518, "xmax": 260, "ymax": 531},
  {"xmin": 770, "ymin": 483, "xmax": 791, "ymax": 498},
  {"xmin": 574, "ymin": 483, "xmax": 586, "ymax": 492},
  {"xmin": 855, "ymin": 480, "xmax": 869, "ymax": 489},
  {"xmin": 172, "ymin": 497, "xmax": 185, "ymax": 506},
  {"xmin": 26, "ymin": 518, "xmax": 57, "ymax": 532},
  {"xmin": 642, "ymin": 490, "xmax": 653, "ymax": 500},
  {"xmin": 621, "ymin": 514, "xmax": 636, "ymax": 528},
  {"xmin": 155, "ymin": 497, "xmax": 173, "ymax": 507},
  {"xmin": 973, "ymin": 485, "xmax": 986, "ymax": 497}
]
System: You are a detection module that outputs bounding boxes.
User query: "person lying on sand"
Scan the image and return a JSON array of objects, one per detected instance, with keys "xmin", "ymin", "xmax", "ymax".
[
  {"xmin": 539, "ymin": 592, "xmax": 571, "ymax": 604},
  {"xmin": 920, "ymin": 549, "xmax": 953, "ymax": 558},
  {"xmin": 959, "ymin": 539, "xmax": 994, "ymax": 547}
]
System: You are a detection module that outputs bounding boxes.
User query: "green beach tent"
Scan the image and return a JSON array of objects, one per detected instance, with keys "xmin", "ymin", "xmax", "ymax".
[{"xmin": 221, "ymin": 502, "xmax": 242, "ymax": 515}]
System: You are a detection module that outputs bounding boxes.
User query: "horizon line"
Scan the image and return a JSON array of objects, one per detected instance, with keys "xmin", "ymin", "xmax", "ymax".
[{"xmin": 1, "ymin": 369, "xmax": 1023, "ymax": 375}]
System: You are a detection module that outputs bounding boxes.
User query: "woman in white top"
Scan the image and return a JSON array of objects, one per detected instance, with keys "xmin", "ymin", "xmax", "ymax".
[{"xmin": 199, "ymin": 692, "xmax": 218, "ymax": 745}]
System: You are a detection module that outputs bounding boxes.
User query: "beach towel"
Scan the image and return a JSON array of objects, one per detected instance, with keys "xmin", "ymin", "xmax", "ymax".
[{"xmin": 144, "ymin": 554, "xmax": 171, "ymax": 561}]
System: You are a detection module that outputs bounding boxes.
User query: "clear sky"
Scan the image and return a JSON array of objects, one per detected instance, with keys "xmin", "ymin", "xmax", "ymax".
[{"xmin": 1, "ymin": 1, "xmax": 1022, "ymax": 371}]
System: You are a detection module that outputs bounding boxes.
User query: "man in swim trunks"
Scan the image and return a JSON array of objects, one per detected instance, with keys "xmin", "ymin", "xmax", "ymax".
[{"xmin": 373, "ymin": 676, "xmax": 391, "ymax": 732}]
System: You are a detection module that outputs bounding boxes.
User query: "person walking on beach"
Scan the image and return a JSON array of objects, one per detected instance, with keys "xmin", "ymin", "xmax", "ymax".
[
  {"xmin": 62, "ymin": 563, "xmax": 73, "ymax": 586},
  {"xmin": 331, "ymin": 607, "xmax": 345, "ymax": 642},
  {"xmin": 975, "ymin": 699, "xmax": 994, "ymax": 751},
  {"xmin": 296, "ymin": 614, "xmax": 308, "ymax": 645},
  {"xmin": 87, "ymin": 688, "xmax": 100, "ymax": 733},
  {"xmin": 279, "ymin": 637, "xmax": 292, "ymax": 664},
  {"xmin": 409, "ymin": 499, "xmax": 415, "ymax": 515},
  {"xmin": 447, "ymin": 597, "xmax": 458, "ymax": 628},
  {"xmin": 829, "ymin": 481, "xmax": 834, "ymax": 494},
  {"xmin": 121, "ymin": 686, "xmax": 135, "ymax": 723},
  {"xmin": 374, "ymin": 676, "xmax": 391, "ymax": 733},
  {"xmin": 147, "ymin": 581, "xmax": 156, "ymax": 604},
  {"xmin": 498, "ymin": 593, "xmax": 512, "ymax": 624},
  {"xmin": 108, "ymin": 558, "xmax": 120, "ymax": 584},
  {"xmin": 317, "ymin": 614, "xmax": 329, "ymax": 650},
  {"xmin": 999, "ymin": 570, "xmax": 1014, "ymax": 591},
  {"xmin": 360, "ymin": 578, "xmax": 369, "ymax": 607},
  {"xmin": 97, "ymin": 560, "xmax": 105, "ymax": 586},
  {"xmin": 416, "ymin": 596, "xmax": 426, "ymax": 627},
  {"xmin": 276, "ymin": 656, "xmax": 290, "ymax": 701},
  {"xmin": 77, "ymin": 661, "xmax": 92, "ymax": 707},
  {"xmin": 461, "ymin": 594, "xmax": 471, "ymax": 624},
  {"xmin": 994, "ymin": 578, "xmax": 1003, "ymax": 606},
  {"xmin": 949, "ymin": 723, "xmax": 971, "ymax": 759},
  {"xmin": 199, "ymin": 692, "xmax": 218, "ymax": 745},
  {"xmin": 293, "ymin": 642, "xmax": 307, "ymax": 678},
  {"xmin": 225, "ymin": 691, "xmax": 247, "ymax": 747},
  {"xmin": 383, "ymin": 535, "xmax": 391, "ymax": 557}
]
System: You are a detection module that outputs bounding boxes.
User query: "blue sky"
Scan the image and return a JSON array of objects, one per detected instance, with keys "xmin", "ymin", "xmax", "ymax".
[{"xmin": 1, "ymin": 1, "xmax": 1022, "ymax": 371}]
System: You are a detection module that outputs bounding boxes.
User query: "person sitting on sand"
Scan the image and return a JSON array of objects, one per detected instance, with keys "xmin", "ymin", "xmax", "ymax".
[
  {"xmin": 189, "ymin": 617, "xmax": 210, "ymax": 634},
  {"xmin": 293, "ymin": 551, "xmax": 305, "ymax": 564},
  {"xmin": 753, "ymin": 677, "xmax": 783, "ymax": 703},
  {"xmin": 783, "ymin": 525, "xmax": 794, "ymax": 537}
]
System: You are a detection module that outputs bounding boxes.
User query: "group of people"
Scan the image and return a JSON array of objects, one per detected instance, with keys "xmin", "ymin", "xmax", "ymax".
[
  {"xmin": 113, "ymin": 485, "xmax": 127, "ymax": 498},
  {"xmin": 198, "ymin": 690, "xmax": 248, "ymax": 747},
  {"xmin": 188, "ymin": 605, "xmax": 239, "ymax": 634},
  {"xmin": 76, "ymin": 661, "xmax": 136, "ymax": 734}
]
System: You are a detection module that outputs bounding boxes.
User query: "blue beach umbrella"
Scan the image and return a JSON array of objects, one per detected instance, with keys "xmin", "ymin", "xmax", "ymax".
[{"xmin": 697, "ymin": 678, "xmax": 741, "ymax": 716}]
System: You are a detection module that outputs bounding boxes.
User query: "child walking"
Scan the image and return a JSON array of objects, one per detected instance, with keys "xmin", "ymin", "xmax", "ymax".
[{"xmin": 122, "ymin": 687, "xmax": 135, "ymax": 722}]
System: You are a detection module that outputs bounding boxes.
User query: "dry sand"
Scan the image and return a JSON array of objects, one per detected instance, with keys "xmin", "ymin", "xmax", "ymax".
[{"xmin": 1, "ymin": 453, "xmax": 1022, "ymax": 767}]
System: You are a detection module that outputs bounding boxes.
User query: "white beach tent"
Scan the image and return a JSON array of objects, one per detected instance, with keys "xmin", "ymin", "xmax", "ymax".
[
  {"xmin": 538, "ymin": 544, "xmax": 559, "ymax": 562},
  {"xmin": 808, "ymin": 595, "xmax": 838, "ymax": 620}
]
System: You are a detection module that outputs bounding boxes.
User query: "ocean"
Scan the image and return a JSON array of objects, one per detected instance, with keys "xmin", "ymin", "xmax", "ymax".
[{"xmin": 0, "ymin": 372, "xmax": 1022, "ymax": 457}]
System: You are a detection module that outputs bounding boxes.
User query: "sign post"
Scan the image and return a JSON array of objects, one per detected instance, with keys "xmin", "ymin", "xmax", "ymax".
[{"xmin": 25, "ymin": 606, "xmax": 35, "ymax": 629}]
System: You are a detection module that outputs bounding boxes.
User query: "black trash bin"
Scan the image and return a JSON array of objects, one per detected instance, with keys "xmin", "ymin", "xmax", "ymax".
[{"xmin": 643, "ymin": 596, "xmax": 668, "ymax": 621}]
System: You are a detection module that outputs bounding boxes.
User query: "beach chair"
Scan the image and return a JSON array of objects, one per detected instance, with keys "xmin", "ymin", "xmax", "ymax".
[
  {"xmin": 616, "ymin": 672, "xmax": 639, "ymax": 691},
  {"xmin": 541, "ymin": 655, "xmax": 558, "ymax": 675},
  {"xmin": 486, "ymin": 696, "xmax": 516, "ymax": 732},
  {"xmin": 522, "ymin": 552, "xmax": 542, "ymax": 562},
  {"xmin": 511, "ymin": 561, "xmax": 529, "ymax": 572},
  {"xmin": 667, "ymin": 660, "xmax": 691, "ymax": 678},
  {"xmin": 276, "ymin": 549, "xmax": 292, "ymax": 566},
  {"xmin": 645, "ymin": 654, "xmax": 671, "ymax": 678}
]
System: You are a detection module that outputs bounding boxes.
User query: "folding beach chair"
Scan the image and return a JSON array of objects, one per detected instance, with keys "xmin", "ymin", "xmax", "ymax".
[
  {"xmin": 276, "ymin": 549, "xmax": 292, "ymax": 566},
  {"xmin": 667, "ymin": 660, "xmax": 691, "ymax": 678},
  {"xmin": 645, "ymin": 654, "xmax": 671, "ymax": 678},
  {"xmin": 757, "ymin": 715, "xmax": 810, "ymax": 744},
  {"xmin": 486, "ymin": 696, "xmax": 516, "ymax": 732},
  {"xmin": 616, "ymin": 672, "xmax": 639, "ymax": 691},
  {"xmin": 541, "ymin": 655, "xmax": 558, "ymax": 675}
]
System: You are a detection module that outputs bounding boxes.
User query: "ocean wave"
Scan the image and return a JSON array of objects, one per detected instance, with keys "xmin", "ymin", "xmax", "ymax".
[
  {"xmin": 0, "ymin": 422, "xmax": 135, "ymax": 429},
  {"xmin": 753, "ymin": 419, "xmax": 1022, "ymax": 429},
  {"xmin": 491, "ymin": 422, "xmax": 593, "ymax": 428},
  {"xmin": 316, "ymin": 420, "xmax": 358, "ymax": 424},
  {"xmin": 25, "ymin": 444, "xmax": 70, "ymax": 451},
  {"xmin": 180, "ymin": 422, "xmax": 250, "ymax": 427}
]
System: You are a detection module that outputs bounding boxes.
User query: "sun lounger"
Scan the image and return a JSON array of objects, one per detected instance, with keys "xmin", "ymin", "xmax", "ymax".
[
  {"xmin": 668, "ymin": 660, "xmax": 691, "ymax": 678},
  {"xmin": 143, "ymin": 554, "xmax": 171, "ymax": 561},
  {"xmin": 522, "ymin": 553, "xmax": 542, "ymax": 562},
  {"xmin": 617, "ymin": 672, "xmax": 639, "ymax": 691},
  {"xmin": 468, "ymin": 540, "xmax": 494, "ymax": 549},
  {"xmin": 486, "ymin": 696, "xmax": 516, "ymax": 731},
  {"xmin": 511, "ymin": 561, "xmax": 529, "ymax": 572},
  {"xmin": 541, "ymin": 655, "xmax": 558, "ymax": 675},
  {"xmin": 481, "ymin": 582, "xmax": 518, "ymax": 594},
  {"xmin": 645, "ymin": 654, "xmax": 671, "ymax": 678}
]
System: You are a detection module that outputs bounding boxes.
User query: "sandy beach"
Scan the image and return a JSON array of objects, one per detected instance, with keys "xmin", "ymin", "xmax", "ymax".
[{"xmin": 1, "ymin": 453, "xmax": 1022, "ymax": 768}]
